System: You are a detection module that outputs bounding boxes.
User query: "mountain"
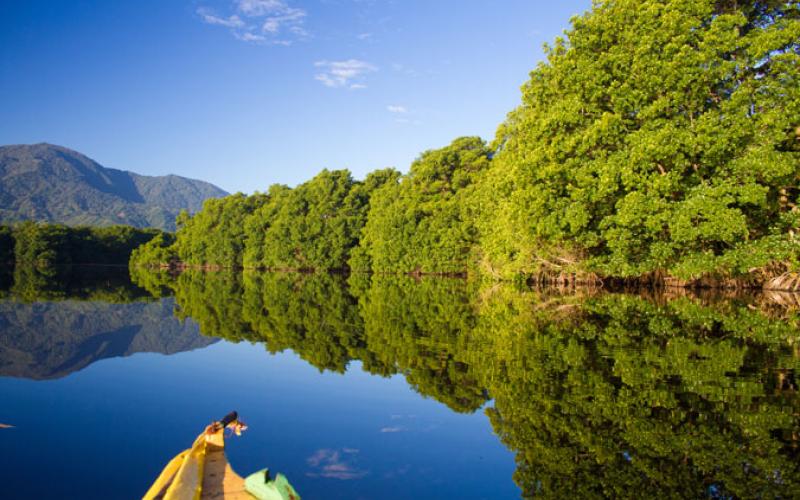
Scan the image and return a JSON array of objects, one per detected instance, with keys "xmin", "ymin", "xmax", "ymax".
[
  {"xmin": 0, "ymin": 297, "xmax": 217, "ymax": 380},
  {"xmin": 0, "ymin": 143, "xmax": 228, "ymax": 231}
]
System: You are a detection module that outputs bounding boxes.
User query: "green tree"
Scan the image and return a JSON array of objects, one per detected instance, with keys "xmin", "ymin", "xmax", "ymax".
[
  {"xmin": 129, "ymin": 232, "xmax": 178, "ymax": 268},
  {"xmin": 173, "ymin": 193, "xmax": 268, "ymax": 268},
  {"xmin": 242, "ymin": 184, "xmax": 293, "ymax": 268},
  {"xmin": 13, "ymin": 221, "xmax": 72, "ymax": 269},
  {"xmin": 357, "ymin": 137, "xmax": 491, "ymax": 274},
  {"xmin": 250, "ymin": 169, "xmax": 389, "ymax": 271},
  {"xmin": 481, "ymin": 0, "xmax": 800, "ymax": 281}
]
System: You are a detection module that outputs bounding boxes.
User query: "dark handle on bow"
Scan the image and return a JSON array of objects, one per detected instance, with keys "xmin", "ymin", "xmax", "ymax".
[{"xmin": 218, "ymin": 411, "xmax": 238, "ymax": 428}]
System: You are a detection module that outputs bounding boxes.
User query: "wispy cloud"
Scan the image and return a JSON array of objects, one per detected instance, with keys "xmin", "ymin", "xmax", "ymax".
[
  {"xmin": 197, "ymin": 0, "xmax": 307, "ymax": 45},
  {"xmin": 235, "ymin": 32, "xmax": 267, "ymax": 42},
  {"xmin": 314, "ymin": 59, "xmax": 377, "ymax": 89},
  {"xmin": 198, "ymin": 8, "xmax": 245, "ymax": 28},
  {"xmin": 237, "ymin": 0, "xmax": 286, "ymax": 16},
  {"xmin": 380, "ymin": 426, "xmax": 405, "ymax": 433},
  {"xmin": 261, "ymin": 7, "xmax": 307, "ymax": 34},
  {"xmin": 387, "ymin": 105, "xmax": 421, "ymax": 124},
  {"xmin": 306, "ymin": 448, "xmax": 368, "ymax": 480},
  {"xmin": 395, "ymin": 117, "xmax": 423, "ymax": 126}
]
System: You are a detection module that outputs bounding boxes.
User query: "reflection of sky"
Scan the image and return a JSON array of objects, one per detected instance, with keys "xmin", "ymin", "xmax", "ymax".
[{"xmin": 0, "ymin": 340, "xmax": 517, "ymax": 499}]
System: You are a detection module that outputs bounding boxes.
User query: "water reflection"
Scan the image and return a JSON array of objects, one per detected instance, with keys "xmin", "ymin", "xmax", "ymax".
[
  {"xmin": 129, "ymin": 269, "xmax": 800, "ymax": 498},
  {"xmin": 2, "ymin": 265, "xmax": 799, "ymax": 498},
  {"xmin": 0, "ymin": 266, "xmax": 215, "ymax": 379}
]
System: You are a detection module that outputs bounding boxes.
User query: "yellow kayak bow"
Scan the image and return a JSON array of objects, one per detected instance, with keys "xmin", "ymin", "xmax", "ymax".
[{"xmin": 143, "ymin": 412, "xmax": 300, "ymax": 500}]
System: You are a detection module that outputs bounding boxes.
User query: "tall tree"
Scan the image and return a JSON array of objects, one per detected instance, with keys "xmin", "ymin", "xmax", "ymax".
[
  {"xmin": 358, "ymin": 137, "xmax": 491, "ymax": 274},
  {"xmin": 481, "ymin": 0, "xmax": 800, "ymax": 280}
]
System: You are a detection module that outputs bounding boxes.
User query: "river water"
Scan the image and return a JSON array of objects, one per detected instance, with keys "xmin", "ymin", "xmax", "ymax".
[{"xmin": 0, "ymin": 267, "xmax": 798, "ymax": 498}]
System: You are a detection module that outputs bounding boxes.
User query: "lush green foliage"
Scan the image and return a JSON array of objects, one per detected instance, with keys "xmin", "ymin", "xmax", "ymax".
[
  {"xmin": 129, "ymin": 232, "xmax": 178, "ymax": 269},
  {"xmin": 136, "ymin": 169, "xmax": 398, "ymax": 272},
  {"xmin": 0, "ymin": 144, "xmax": 227, "ymax": 231},
  {"xmin": 481, "ymin": 0, "xmax": 800, "ymax": 280},
  {"xmin": 172, "ymin": 193, "xmax": 268, "ymax": 268},
  {"xmin": 355, "ymin": 137, "xmax": 490, "ymax": 274},
  {"xmin": 131, "ymin": 2, "xmax": 800, "ymax": 283},
  {"xmin": 133, "ymin": 139, "xmax": 490, "ymax": 275},
  {"xmin": 4, "ymin": 222, "xmax": 164, "ymax": 292},
  {"xmin": 245, "ymin": 169, "xmax": 395, "ymax": 271},
  {"xmin": 9, "ymin": 221, "xmax": 162, "ymax": 267}
]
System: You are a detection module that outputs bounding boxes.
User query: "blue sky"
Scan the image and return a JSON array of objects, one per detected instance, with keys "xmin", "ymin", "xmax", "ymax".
[{"xmin": 0, "ymin": 0, "xmax": 590, "ymax": 193}]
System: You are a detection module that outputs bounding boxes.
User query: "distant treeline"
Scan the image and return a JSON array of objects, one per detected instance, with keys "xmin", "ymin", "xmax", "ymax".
[
  {"xmin": 1, "ymin": 221, "xmax": 163, "ymax": 269},
  {"xmin": 131, "ymin": 137, "xmax": 486, "ymax": 276},
  {"xmin": 132, "ymin": 1, "xmax": 800, "ymax": 287}
]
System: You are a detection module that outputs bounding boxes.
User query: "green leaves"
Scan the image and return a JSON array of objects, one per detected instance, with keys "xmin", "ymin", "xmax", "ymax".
[
  {"xmin": 479, "ymin": 0, "xmax": 800, "ymax": 281},
  {"xmin": 357, "ymin": 137, "xmax": 491, "ymax": 274},
  {"xmin": 128, "ymin": 1, "xmax": 799, "ymax": 283}
]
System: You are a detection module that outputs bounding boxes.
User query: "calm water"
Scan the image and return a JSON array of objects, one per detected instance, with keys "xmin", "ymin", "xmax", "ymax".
[{"xmin": 0, "ymin": 266, "xmax": 799, "ymax": 499}]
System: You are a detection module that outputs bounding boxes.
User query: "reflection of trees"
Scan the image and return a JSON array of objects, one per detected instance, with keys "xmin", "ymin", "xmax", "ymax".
[
  {"xmin": 473, "ymin": 291, "xmax": 800, "ymax": 498},
  {"xmin": 170, "ymin": 271, "xmax": 256, "ymax": 342},
  {"xmin": 130, "ymin": 269, "xmax": 800, "ymax": 497},
  {"xmin": 242, "ymin": 272, "xmax": 365, "ymax": 372},
  {"xmin": 138, "ymin": 271, "xmax": 487, "ymax": 412},
  {"xmin": 355, "ymin": 276, "xmax": 487, "ymax": 413},
  {"xmin": 10, "ymin": 265, "xmax": 152, "ymax": 303}
]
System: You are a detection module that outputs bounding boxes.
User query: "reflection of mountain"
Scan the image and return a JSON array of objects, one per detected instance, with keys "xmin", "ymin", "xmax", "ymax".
[{"xmin": 0, "ymin": 298, "xmax": 216, "ymax": 380}]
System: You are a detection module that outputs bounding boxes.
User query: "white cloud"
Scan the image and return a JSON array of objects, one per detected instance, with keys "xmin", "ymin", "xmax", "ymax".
[
  {"xmin": 356, "ymin": 33, "xmax": 372, "ymax": 40},
  {"xmin": 386, "ymin": 105, "xmax": 407, "ymax": 113},
  {"xmin": 306, "ymin": 448, "xmax": 368, "ymax": 480},
  {"xmin": 197, "ymin": 8, "xmax": 244, "ymax": 28},
  {"xmin": 235, "ymin": 32, "xmax": 267, "ymax": 42},
  {"xmin": 236, "ymin": 0, "xmax": 285, "ymax": 17},
  {"xmin": 314, "ymin": 59, "xmax": 377, "ymax": 88},
  {"xmin": 261, "ymin": 7, "xmax": 306, "ymax": 34},
  {"xmin": 197, "ymin": 1, "xmax": 307, "ymax": 44}
]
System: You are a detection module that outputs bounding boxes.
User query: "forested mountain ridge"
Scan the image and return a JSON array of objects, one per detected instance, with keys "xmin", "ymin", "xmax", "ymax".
[{"xmin": 0, "ymin": 143, "xmax": 227, "ymax": 231}]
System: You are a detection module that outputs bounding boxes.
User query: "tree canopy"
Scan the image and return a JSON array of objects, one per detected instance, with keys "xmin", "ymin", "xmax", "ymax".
[
  {"xmin": 356, "ymin": 137, "xmax": 491, "ymax": 274},
  {"xmin": 480, "ymin": 0, "xmax": 800, "ymax": 281},
  {"xmin": 129, "ymin": 1, "xmax": 800, "ymax": 286}
]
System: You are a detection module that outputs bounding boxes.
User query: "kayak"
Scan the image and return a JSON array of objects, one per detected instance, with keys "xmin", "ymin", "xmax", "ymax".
[{"xmin": 143, "ymin": 412, "xmax": 300, "ymax": 500}]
